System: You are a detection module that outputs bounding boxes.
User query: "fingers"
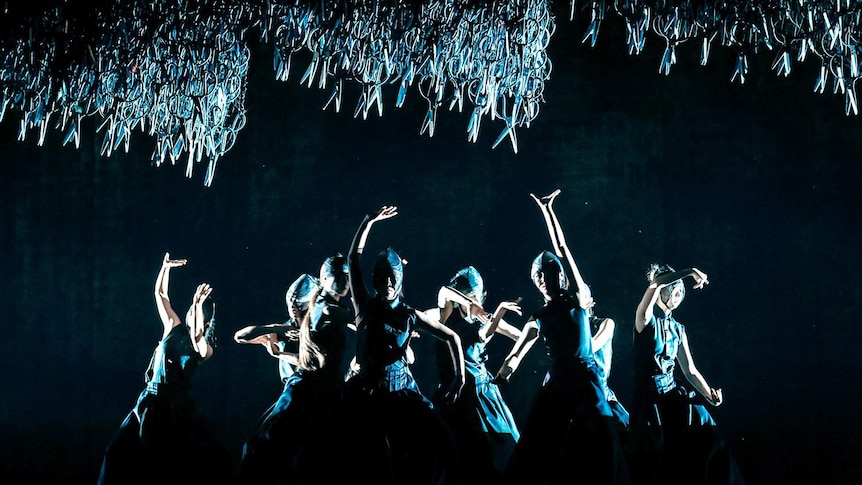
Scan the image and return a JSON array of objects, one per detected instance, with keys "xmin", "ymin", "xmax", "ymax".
[
  {"xmin": 380, "ymin": 205, "xmax": 398, "ymax": 215},
  {"xmin": 195, "ymin": 283, "xmax": 213, "ymax": 302},
  {"xmin": 692, "ymin": 269, "xmax": 709, "ymax": 288},
  {"xmin": 541, "ymin": 189, "xmax": 562, "ymax": 202},
  {"xmin": 162, "ymin": 252, "xmax": 187, "ymax": 268},
  {"xmin": 372, "ymin": 206, "xmax": 399, "ymax": 222},
  {"xmin": 708, "ymin": 388, "xmax": 723, "ymax": 406},
  {"xmin": 530, "ymin": 190, "xmax": 561, "ymax": 205},
  {"xmin": 500, "ymin": 301, "xmax": 523, "ymax": 315}
]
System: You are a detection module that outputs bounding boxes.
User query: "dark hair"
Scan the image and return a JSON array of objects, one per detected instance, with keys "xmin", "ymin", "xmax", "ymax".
[
  {"xmin": 285, "ymin": 273, "xmax": 320, "ymax": 316},
  {"xmin": 373, "ymin": 247, "xmax": 405, "ymax": 296},
  {"xmin": 646, "ymin": 263, "xmax": 675, "ymax": 282},
  {"xmin": 531, "ymin": 251, "xmax": 569, "ymax": 295},
  {"xmin": 320, "ymin": 253, "xmax": 348, "ymax": 280},
  {"xmin": 202, "ymin": 299, "xmax": 217, "ymax": 347},
  {"xmin": 449, "ymin": 266, "xmax": 485, "ymax": 305}
]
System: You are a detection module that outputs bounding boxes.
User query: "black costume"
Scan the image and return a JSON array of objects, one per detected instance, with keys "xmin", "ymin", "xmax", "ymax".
[
  {"xmin": 98, "ymin": 324, "xmax": 230, "ymax": 485},
  {"xmin": 505, "ymin": 293, "xmax": 628, "ymax": 485},
  {"xmin": 235, "ymin": 319, "xmax": 299, "ymax": 484},
  {"xmin": 433, "ymin": 309, "xmax": 520, "ymax": 484},
  {"xmin": 316, "ymin": 247, "xmax": 459, "ymax": 485},
  {"xmin": 629, "ymin": 312, "xmax": 744, "ymax": 485},
  {"xmin": 237, "ymin": 292, "xmax": 353, "ymax": 484},
  {"xmin": 590, "ymin": 314, "xmax": 630, "ymax": 430}
]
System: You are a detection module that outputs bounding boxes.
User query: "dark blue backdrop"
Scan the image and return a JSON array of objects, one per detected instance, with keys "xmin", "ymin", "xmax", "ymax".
[{"xmin": 1, "ymin": 14, "xmax": 860, "ymax": 485}]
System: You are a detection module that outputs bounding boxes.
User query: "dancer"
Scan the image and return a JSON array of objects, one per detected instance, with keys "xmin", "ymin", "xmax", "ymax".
[
  {"xmin": 234, "ymin": 273, "xmax": 319, "ymax": 383},
  {"xmin": 430, "ymin": 265, "xmax": 524, "ymax": 484},
  {"xmin": 630, "ymin": 264, "xmax": 744, "ymax": 485},
  {"xmin": 236, "ymin": 254, "xmax": 354, "ymax": 485},
  {"xmin": 494, "ymin": 190, "xmax": 628, "ymax": 485},
  {"xmin": 98, "ymin": 252, "xmax": 230, "ymax": 485},
  {"xmin": 590, "ymin": 310, "xmax": 630, "ymax": 431},
  {"xmin": 318, "ymin": 205, "xmax": 466, "ymax": 485},
  {"xmin": 527, "ymin": 189, "xmax": 630, "ymax": 430},
  {"xmin": 233, "ymin": 272, "xmax": 318, "ymax": 484}
]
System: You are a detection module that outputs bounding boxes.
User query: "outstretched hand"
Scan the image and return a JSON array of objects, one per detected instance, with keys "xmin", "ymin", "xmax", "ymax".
[
  {"xmin": 530, "ymin": 189, "xmax": 562, "ymax": 208},
  {"xmin": 690, "ymin": 268, "xmax": 709, "ymax": 289},
  {"xmin": 162, "ymin": 252, "xmax": 188, "ymax": 268},
  {"xmin": 371, "ymin": 205, "xmax": 398, "ymax": 223},
  {"xmin": 496, "ymin": 298, "xmax": 523, "ymax": 317},
  {"xmin": 193, "ymin": 283, "xmax": 213, "ymax": 306},
  {"xmin": 707, "ymin": 387, "xmax": 723, "ymax": 406}
]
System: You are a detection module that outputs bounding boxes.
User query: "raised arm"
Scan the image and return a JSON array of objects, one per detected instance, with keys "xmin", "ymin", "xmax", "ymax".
[
  {"xmin": 635, "ymin": 266, "xmax": 709, "ymax": 333},
  {"xmin": 635, "ymin": 281, "xmax": 661, "ymax": 335},
  {"xmin": 677, "ymin": 331, "xmax": 723, "ymax": 406},
  {"xmin": 348, "ymin": 206, "xmax": 398, "ymax": 314},
  {"xmin": 154, "ymin": 252, "xmax": 187, "ymax": 338},
  {"xmin": 415, "ymin": 308, "xmax": 465, "ymax": 403},
  {"xmin": 189, "ymin": 283, "xmax": 214, "ymax": 360},
  {"xmin": 531, "ymin": 190, "xmax": 589, "ymax": 298},
  {"xmin": 494, "ymin": 319, "xmax": 540, "ymax": 383}
]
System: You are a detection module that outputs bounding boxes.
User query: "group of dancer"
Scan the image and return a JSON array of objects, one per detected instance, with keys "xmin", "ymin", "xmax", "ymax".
[{"xmin": 97, "ymin": 190, "xmax": 745, "ymax": 485}]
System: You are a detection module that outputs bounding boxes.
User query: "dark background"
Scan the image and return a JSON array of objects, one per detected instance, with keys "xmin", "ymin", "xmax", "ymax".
[{"xmin": 1, "ymin": 11, "xmax": 860, "ymax": 485}]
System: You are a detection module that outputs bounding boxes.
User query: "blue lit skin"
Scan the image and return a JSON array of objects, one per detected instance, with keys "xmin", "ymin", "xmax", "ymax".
[{"xmin": 636, "ymin": 267, "xmax": 722, "ymax": 406}]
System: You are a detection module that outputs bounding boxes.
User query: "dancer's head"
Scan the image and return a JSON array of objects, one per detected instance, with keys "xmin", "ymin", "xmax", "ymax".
[
  {"xmin": 285, "ymin": 273, "xmax": 320, "ymax": 321},
  {"xmin": 373, "ymin": 247, "xmax": 404, "ymax": 301},
  {"xmin": 531, "ymin": 251, "xmax": 569, "ymax": 300},
  {"xmin": 320, "ymin": 253, "xmax": 349, "ymax": 298},
  {"xmin": 449, "ymin": 266, "xmax": 486, "ymax": 305},
  {"xmin": 648, "ymin": 263, "xmax": 685, "ymax": 311}
]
